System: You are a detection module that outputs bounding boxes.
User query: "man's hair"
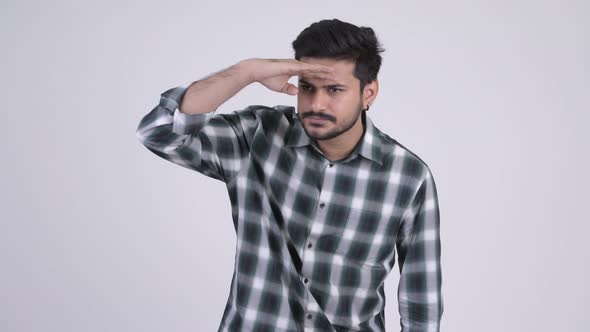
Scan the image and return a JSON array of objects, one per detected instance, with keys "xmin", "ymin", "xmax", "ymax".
[{"xmin": 292, "ymin": 18, "xmax": 385, "ymax": 93}]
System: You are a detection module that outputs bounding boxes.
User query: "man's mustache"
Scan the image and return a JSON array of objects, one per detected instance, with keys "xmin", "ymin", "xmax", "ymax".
[{"xmin": 302, "ymin": 112, "xmax": 335, "ymax": 122}]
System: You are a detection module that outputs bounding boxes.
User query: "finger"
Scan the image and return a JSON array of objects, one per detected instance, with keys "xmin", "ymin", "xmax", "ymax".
[
  {"xmin": 301, "ymin": 63, "xmax": 335, "ymax": 74},
  {"xmin": 300, "ymin": 66, "xmax": 336, "ymax": 76},
  {"xmin": 300, "ymin": 70, "xmax": 337, "ymax": 81},
  {"xmin": 283, "ymin": 83, "xmax": 298, "ymax": 96},
  {"xmin": 291, "ymin": 60, "xmax": 334, "ymax": 73}
]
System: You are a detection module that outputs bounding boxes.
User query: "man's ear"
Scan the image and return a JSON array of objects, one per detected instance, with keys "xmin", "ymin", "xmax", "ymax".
[{"xmin": 363, "ymin": 79, "xmax": 379, "ymax": 108}]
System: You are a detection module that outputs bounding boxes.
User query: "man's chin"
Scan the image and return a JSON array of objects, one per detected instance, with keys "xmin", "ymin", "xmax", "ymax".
[
  {"xmin": 306, "ymin": 130, "xmax": 338, "ymax": 141},
  {"xmin": 303, "ymin": 129, "xmax": 321, "ymax": 140}
]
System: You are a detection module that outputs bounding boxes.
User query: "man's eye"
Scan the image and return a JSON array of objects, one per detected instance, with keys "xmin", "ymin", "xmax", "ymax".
[
  {"xmin": 329, "ymin": 88, "xmax": 342, "ymax": 93},
  {"xmin": 300, "ymin": 85, "xmax": 312, "ymax": 91}
]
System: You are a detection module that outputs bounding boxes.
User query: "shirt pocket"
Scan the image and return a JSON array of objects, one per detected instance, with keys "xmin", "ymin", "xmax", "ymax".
[{"xmin": 331, "ymin": 207, "xmax": 393, "ymax": 269}]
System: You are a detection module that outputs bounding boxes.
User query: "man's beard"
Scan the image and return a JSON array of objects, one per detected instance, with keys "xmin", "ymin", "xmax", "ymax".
[{"xmin": 298, "ymin": 102, "xmax": 363, "ymax": 141}]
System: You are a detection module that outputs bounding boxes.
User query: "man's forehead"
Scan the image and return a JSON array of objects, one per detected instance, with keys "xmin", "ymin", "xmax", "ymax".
[{"xmin": 297, "ymin": 57, "xmax": 358, "ymax": 87}]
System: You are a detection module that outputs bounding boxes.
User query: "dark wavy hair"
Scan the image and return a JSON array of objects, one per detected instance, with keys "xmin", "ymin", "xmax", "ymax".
[{"xmin": 292, "ymin": 18, "xmax": 385, "ymax": 93}]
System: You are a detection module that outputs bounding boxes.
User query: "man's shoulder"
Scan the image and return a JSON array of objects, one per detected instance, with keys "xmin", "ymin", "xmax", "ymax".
[
  {"xmin": 226, "ymin": 104, "xmax": 293, "ymax": 118},
  {"xmin": 373, "ymin": 126, "xmax": 434, "ymax": 179},
  {"xmin": 249, "ymin": 104, "xmax": 295, "ymax": 117},
  {"xmin": 210, "ymin": 104, "xmax": 294, "ymax": 125},
  {"xmin": 229, "ymin": 104, "xmax": 296, "ymax": 128}
]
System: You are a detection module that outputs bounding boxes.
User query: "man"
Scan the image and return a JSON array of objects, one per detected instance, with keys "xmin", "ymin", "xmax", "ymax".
[{"xmin": 137, "ymin": 18, "xmax": 443, "ymax": 332}]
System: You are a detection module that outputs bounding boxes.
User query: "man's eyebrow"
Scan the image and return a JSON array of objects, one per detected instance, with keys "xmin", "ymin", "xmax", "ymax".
[{"xmin": 298, "ymin": 78, "xmax": 348, "ymax": 88}]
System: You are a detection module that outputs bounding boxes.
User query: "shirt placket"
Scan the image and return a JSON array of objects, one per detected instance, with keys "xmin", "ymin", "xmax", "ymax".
[{"xmin": 300, "ymin": 158, "xmax": 337, "ymax": 331}]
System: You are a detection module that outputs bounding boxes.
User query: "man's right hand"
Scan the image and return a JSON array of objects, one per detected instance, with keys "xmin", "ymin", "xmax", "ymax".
[
  {"xmin": 180, "ymin": 58, "xmax": 334, "ymax": 115},
  {"xmin": 241, "ymin": 58, "xmax": 336, "ymax": 96}
]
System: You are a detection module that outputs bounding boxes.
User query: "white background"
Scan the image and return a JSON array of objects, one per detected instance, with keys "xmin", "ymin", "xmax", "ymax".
[{"xmin": 1, "ymin": 0, "xmax": 589, "ymax": 331}]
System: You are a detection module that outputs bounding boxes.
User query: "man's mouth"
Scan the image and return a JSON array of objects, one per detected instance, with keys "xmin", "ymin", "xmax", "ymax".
[
  {"xmin": 306, "ymin": 114, "xmax": 332, "ymax": 123},
  {"xmin": 309, "ymin": 116, "xmax": 327, "ymax": 120}
]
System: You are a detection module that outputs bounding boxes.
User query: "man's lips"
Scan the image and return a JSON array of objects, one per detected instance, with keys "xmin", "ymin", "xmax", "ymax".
[{"xmin": 306, "ymin": 115, "xmax": 331, "ymax": 123}]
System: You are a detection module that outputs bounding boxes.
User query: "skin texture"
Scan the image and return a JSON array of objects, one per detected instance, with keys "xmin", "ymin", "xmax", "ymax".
[{"xmin": 296, "ymin": 57, "xmax": 379, "ymax": 161}]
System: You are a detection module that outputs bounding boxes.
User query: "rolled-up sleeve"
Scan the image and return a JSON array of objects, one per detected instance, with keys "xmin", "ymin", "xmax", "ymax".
[
  {"xmin": 136, "ymin": 82, "xmax": 259, "ymax": 183},
  {"xmin": 395, "ymin": 167, "xmax": 444, "ymax": 332}
]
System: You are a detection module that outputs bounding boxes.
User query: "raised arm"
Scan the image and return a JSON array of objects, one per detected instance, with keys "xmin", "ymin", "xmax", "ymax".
[
  {"xmin": 136, "ymin": 58, "xmax": 336, "ymax": 183},
  {"xmin": 135, "ymin": 60, "xmax": 258, "ymax": 182},
  {"xmin": 395, "ymin": 168, "xmax": 444, "ymax": 331}
]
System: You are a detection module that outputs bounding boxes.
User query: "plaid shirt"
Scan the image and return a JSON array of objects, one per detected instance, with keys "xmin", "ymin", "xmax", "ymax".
[{"xmin": 136, "ymin": 82, "xmax": 444, "ymax": 332}]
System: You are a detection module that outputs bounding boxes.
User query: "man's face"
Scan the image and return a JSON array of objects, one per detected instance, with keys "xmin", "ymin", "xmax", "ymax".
[{"xmin": 296, "ymin": 57, "xmax": 364, "ymax": 141}]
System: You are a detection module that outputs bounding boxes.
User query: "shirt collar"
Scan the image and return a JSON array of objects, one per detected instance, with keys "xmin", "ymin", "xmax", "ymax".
[{"xmin": 285, "ymin": 109, "xmax": 385, "ymax": 166}]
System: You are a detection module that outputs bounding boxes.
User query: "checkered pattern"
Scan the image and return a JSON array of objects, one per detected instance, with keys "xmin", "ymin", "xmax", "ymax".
[{"xmin": 136, "ymin": 81, "xmax": 444, "ymax": 331}]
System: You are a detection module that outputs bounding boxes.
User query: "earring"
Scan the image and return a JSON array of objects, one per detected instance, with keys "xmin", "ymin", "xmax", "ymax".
[{"xmin": 363, "ymin": 102, "xmax": 371, "ymax": 112}]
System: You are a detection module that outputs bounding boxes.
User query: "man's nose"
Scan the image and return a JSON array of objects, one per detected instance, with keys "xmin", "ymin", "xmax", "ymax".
[{"xmin": 310, "ymin": 90, "xmax": 329, "ymax": 111}]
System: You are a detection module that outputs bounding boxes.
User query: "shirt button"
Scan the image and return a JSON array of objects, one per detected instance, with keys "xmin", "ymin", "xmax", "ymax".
[
  {"xmin": 304, "ymin": 278, "xmax": 309, "ymax": 284},
  {"xmin": 329, "ymin": 163, "xmax": 333, "ymax": 167},
  {"xmin": 307, "ymin": 313, "xmax": 312, "ymax": 320},
  {"xmin": 319, "ymin": 202, "xmax": 325, "ymax": 209},
  {"xmin": 307, "ymin": 242, "xmax": 312, "ymax": 249}
]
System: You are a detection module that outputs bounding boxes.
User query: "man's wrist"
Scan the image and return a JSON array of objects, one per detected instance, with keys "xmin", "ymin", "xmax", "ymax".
[{"xmin": 237, "ymin": 58, "xmax": 258, "ymax": 84}]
